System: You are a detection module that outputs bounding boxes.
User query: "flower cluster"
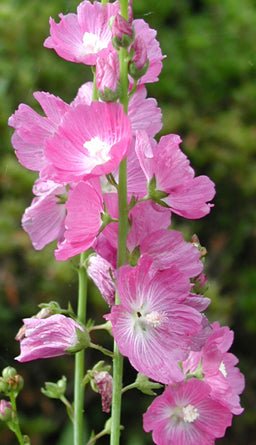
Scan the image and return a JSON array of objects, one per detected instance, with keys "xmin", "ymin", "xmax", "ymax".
[{"xmin": 9, "ymin": 1, "xmax": 244, "ymax": 444}]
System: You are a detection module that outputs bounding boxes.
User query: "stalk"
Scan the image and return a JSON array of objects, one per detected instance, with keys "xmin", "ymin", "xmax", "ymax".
[
  {"xmin": 110, "ymin": 1, "xmax": 130, "ymax": 444},
  {"xmin": 74, "ymin": 252, "xmax": 88, "ymax": 445}
]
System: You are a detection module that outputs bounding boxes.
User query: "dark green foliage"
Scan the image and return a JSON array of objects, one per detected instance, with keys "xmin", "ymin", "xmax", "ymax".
[{"xmin": 0, "ymin": 0, "xmax": 255, "ymax": 443}]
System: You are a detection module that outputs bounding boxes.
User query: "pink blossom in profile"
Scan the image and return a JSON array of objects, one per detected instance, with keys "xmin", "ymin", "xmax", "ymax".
[
  {"xmin": 45, "ymin": 101, "xmax": 132, "ymax": 182},
  {"xmin": 135, "ymin": 130, "xmax": 215, "ymax": 219},
  {"xmin": 107, "ymin": 257, "xmax": 202, "ymax": 384},
  {"xmin": 22, "ymin": 179, "xmax": 66, "ymax": 250},
  {"xmin": 87, "ymin": 253, "xmax": 116, "ymax": 306},
  {"xmin": 16, "ymin": 314, "xmax": 87, "ymax": 362},
  {"xmin": 132, "ymin": 19, "xmax": 164, "ymax": 84},
  {"xmin": 183, "ymin": 322, "xmax": 245, "ymax": 415},
  {"xmin": 8, "ymin": 92, "xmax": 69, "ymax": 172},
  {"xmin": 55, "ymin": 181, "xmax": 103, "ymax": 261},
  {"xmin": 44, "ymin": 1, "xmax": 119, "ymax": 65},
  {"xmin": 143, "ymin": 379, "xmax": 232, "ymax": 445}
]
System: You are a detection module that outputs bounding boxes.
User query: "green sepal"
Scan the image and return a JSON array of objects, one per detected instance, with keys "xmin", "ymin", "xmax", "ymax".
[
  {"xmin": 41, "ymin": 376, "xmax": 67, "ymax": 400},
  {"xmin": 128, "ymin": 59, "xmax": 149, "ymax": 81},
  {"xmin": 66, "ymin": 327, "xmax": 90, "ymax": 354},
  {"xmin": 134, "ymin": 373, "xmax": 163, "ymax": 396}
]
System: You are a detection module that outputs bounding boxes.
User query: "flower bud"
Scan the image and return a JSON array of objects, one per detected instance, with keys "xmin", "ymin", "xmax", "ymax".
[
  {"xmin": 41, "ymin": 376, "xmax": 67, "ymax": 399},
  {"xmin": 16, "ymin": 314, "xmax": 90, "ymax": 362},
  {"xmin": 96, "ymin": 53, "xmax": 120, "ymax": 102},
  {"xmin": 129, "ymin": 37, "xmax": 149, "ymax": 80},
  {"xmin": 91, "ymin": 371, "xmax": 112, "ymax": 413},
  {"xmin": 1, "ymin": 367, "xmax": 24, "ymax": 395},
  {"xmin": 2, "ymin": 367, "xmax": 17, "ymax": 380},
  {"xmin": 112, "ymin": 13, "xmax": 133, "ymax": 49},
  {"xmin": 0, "ymin": 400, "xmax": 13, "ymax": 422}
]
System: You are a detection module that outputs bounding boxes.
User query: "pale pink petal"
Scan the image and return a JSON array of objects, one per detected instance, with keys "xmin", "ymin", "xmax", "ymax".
[
  {"xmin": 22, "ymin": 180, "xmax": 66, "ymax": 250},
  {"xmin": 55, "ymin": 181, "xmax": 103, "ymax": 261},
  {"xmin": 87, "ymin": 253, "xmax": 116, "ymax": 306},
  {"xmin": 128, "ymin": 86, "xmax": 162, "ymax": 137},
  {"xmin": 140, "ymin": 229, "xmax": 202, "ymax": 278}
]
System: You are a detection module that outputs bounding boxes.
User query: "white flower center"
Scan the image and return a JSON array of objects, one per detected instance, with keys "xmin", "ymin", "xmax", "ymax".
[
  {"xmin": 144, "ymin": 311, "xmax": 167, "ymax": 328},
  {"xmin": 182, "ymin": 404, "xmax": 199, "ymax": 423},
  {"xmin": 82, "ymin": 32, "xmax": 108, "ymax": 55},
  {"xmin": 84, "ymin": 136, "xmax": 111, "ymax": 164},
  {"xmin": 136, "ymin": 310, "xmax": 167, "ymax": 329},
  {"xmin": 219, "ymin": 361, "xmax": 228, "ymax": 378}
]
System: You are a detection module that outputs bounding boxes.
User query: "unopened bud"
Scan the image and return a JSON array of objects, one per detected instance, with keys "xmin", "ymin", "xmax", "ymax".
[
  {"xmin": 0, "ymin": 400, "xmax": 13, "ymax": 422},
  {"xmin": 91, "ymin": 371, "xmax": 112, "ymax": 413},
  {"xmin": 2, "ymin": 367, "xmax": 17, "ymax": 381},
  {"xmin": 41, "ymin": 376, "xmax": 67, "ymax": 399},
  {"xmin": 129, "ymin": 37, "xmax": 149, "ymax": 80},
  {"xmin": 112, "ymin": 14, "xmax": 133, "ymax": 49}
]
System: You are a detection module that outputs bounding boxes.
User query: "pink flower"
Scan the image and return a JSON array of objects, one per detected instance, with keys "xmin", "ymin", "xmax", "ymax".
[
  {"xmin": 93, "ymin": 371, "xmax": 113, "ymax": 413},
  {"xmin": 143, "ymin": 379, "xmax": 232, "ymax": 445},
  {"xmin": 87, "ymin": 253, "xmax": 116, "ymax": 306},
  {"xmin": 131, "ymin": 19, "xmax": 164, "ymax": 84},
  {"xmin": 16, "ymin": 314, "xmax": 88, "ymax": 362},
  {"xmin": 135, "ymin": 131, "xmax": 215, "ymax": 219},
  {"xmin": 22, "ymin": 179, "xmax": 66, "ymax": 250},
  {"xmin": 183, "ymin": 322, "xmax": 245, "ymax": 415},
  {"xmin": 44, "ymin": 1, "xmax": 119, "ymax": 65},
  {"xmin": 107, "ymin": 257, "xmax": 202, "ymax": 384},
  {"xmin": 55, "ymin": 181, "xmax": 103, "ymax": 261},
  {"xmin": 45, "ymin": 101, "xmax": 132, "ymax": 182},
  {"xmin": 8, "ymin": 92, "xmax": 69, "ymax": 172}
]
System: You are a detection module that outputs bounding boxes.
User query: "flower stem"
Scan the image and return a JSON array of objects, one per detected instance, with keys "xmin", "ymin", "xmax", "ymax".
[
  {"xmin": 110, "ymin": 1, "xmax": 130, "ymax": 444},
  {"xmin": 74, "ymin": 252, "xmax": 88, "ymax": 445},
  {"xmin": 9, "ymin": 394, "xmax": 26, "ymax": 445}
]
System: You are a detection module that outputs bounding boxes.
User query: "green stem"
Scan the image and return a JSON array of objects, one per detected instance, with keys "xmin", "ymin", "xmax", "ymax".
[
  {"xmin": 90, "ymin": 342, "xmax": 114, "ymax": 358},
  {"xmin": 87, "ymin": 427, "xmax": 109, "ymax": 445},
  {"xmin": 110, "ymin": 2, "xmax": 130, "ymax": 443},
  {"xmin": 74, "ymin": 252, "xmax": 88, "ymax": 445},
  {"xmin": 9, "ymin": 394, "xmax": 25, "ymax": 445},
  {"xmin": 121, "ymin": 383, "xmax": 138, "ymax": 394}
]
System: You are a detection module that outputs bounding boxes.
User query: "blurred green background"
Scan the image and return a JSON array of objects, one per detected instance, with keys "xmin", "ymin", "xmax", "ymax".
[{"xmin": 1, "ymin": 0, "xmax": 256, "ymax": 443}]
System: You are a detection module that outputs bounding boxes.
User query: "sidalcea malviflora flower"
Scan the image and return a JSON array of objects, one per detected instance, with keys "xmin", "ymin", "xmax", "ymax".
[
  {"xmin": 44, "ymin": 1, "xmax": 119, "ymax": 65},
  {"xmin": 135, "ymin": 130, "xmax": 216, "ymax": 219},
  {"xmin": 143, "ymin": 379, "xmax": 232, "ymax": 445},
  {"xmin": 106, "ymin": 257, "xmax": 203, "ymax": 384},
  {"xmin": 15, "ymin": 314, "xmax": 89, "ymax": 362},
  {"xmin": 45, "ymin": 101, "xmax": 132, "ymax": 182}
]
